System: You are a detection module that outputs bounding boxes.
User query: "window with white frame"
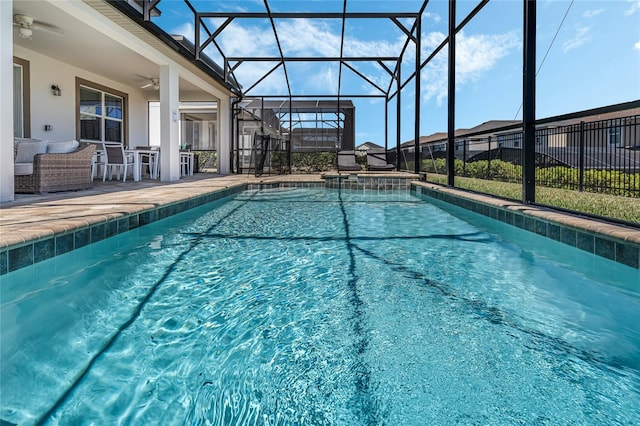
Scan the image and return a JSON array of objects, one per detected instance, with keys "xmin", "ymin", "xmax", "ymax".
[{"xmin": 77, "ymin": 80, "xmax": 126, "ymax": 144}]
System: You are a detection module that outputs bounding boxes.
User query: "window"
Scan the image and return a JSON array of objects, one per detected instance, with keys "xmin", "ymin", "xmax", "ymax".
[
  {"xmin": 76, "ymin": 78, "xmax": 127, "ymax": 144},
  {"xmin": 13, "ymin": 57, "xmax": 30, "ymax": 138},
  {"xmin": 607, "ymin": 126, "xmax": 622, "ymax": 146}
]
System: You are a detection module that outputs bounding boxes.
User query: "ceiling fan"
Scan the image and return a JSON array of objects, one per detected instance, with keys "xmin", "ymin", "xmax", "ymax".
[
  {"xmin": 141, "ymin": 78, "xmax": 160, "ymax": 90},
  {"xmin": 13, "ymin": 14, "xmax": 63, "ymax": 39}
]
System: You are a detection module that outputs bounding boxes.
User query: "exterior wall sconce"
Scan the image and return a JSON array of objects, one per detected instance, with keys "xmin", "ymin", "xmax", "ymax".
[{"xmin": 51, "ymin": 85, "xmax": 61, "ymax": 96}]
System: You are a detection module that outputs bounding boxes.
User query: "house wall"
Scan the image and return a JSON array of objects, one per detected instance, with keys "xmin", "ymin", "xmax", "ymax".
[
  {"xmin": 13, "ymin": 45, "xmax": 148, "ymax": 145},
  {"xmin": 547, "ymin": 131, "xmax": 567, "ymax": 147}
]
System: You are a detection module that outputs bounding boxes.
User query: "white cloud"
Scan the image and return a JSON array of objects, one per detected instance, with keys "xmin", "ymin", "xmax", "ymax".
[
  {"xmin": 170, "ymin": 22, "xmax": 193, "ymax": 38},
  {"xmin": 424, "ymin": 13, "xmax": 441, "ymax": 24},
  {"xmin": 562, "ymin": 26, "xmax": 591, "ymax": 53},
  {"xmin": 309, "ymin": 67, "xmax": 338, "ymax": 91},
  {"xmin": 625, "ymin": 0, "xmax": 640, "ymax": 15},
  {"xmin": 583, "ymin": 9, "xmax": 605, "ymax": 18},
  {"xmin": 219, "ymin": 22, "xmax": 278, "ymax": 57},
  {"xmin": 221, "ymin": 19, "xmax": 404, "ymax": 94},
  {"xmin": 171, "ymin": 16, "xmax": 518, "ymax": 102},
  {"xmin": 277, "ymin": 19, "xmax": 342, "ymax": 56},
  {"xmin": 420, "ymin": 31, "xmax": 520, "ymax": 105},
  {"xmin": 635, "ymin": 40, "xmax": 640, "ymax": 50}
]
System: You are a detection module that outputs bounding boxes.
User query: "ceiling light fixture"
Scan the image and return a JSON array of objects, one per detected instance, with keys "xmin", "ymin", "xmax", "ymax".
[{"xmin": 18, "ymin": 26, "xmax": 32, "ymax": 39}]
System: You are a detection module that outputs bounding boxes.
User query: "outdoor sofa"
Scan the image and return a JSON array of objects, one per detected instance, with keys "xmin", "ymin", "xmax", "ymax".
[{"xmin": 14, "ymin": 139, "xmax": 95, "ymax": 194}]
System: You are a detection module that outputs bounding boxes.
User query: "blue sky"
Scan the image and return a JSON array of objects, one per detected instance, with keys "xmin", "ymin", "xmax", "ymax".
[{"xmin": 153, "ymin": 0, "xmax": 640, "ymax": 146}]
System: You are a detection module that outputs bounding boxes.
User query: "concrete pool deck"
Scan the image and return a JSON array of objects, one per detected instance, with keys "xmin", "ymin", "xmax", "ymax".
[{"xmin": 1, "ymin": 172, "xmax": 638, "ymax": 273}]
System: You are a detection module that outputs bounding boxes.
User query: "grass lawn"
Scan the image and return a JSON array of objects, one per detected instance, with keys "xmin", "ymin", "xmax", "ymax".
[{"xmin": 426, "ymin": 174, "xmax": 640, "ymax": 226}]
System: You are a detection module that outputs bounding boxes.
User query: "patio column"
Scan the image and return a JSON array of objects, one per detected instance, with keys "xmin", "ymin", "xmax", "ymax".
[
  {"xmin": 159, "ymin": 64, "xmax": 180, "ymax": 181},
  {"xmin": 0, "ymin": 0, "xmax": 14, "ymax": 202},
  {"xmin": 218, "ymin": 98, "xmax": 230, "ymax": 174}
]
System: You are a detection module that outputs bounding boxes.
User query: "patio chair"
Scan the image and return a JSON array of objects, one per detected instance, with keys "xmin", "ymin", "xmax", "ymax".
[
  {"xmin": 366, "ymin": 148, "xmax": 395, "ymax": 171},
  {"xmin": 337, "ymin": 150, "xmax": 362, "ymax": 172},
  {"xmin": 136, "ymin": 146, "xmax": 160, "ymax": 179},
  {"xmin": 103, "ymin": 143, "xmax": 135, "ymax": 182}
]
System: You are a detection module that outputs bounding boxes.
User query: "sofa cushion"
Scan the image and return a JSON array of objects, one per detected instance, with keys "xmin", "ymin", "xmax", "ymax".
[
  {"xmin": 15, "ymin": 140, "xmax": 49, "ymax": 163},
  {"xmin": 47, "ymin": 140, "xmax": 79, "ymax": 154},
  {"xmin": 14, "ymin": 162, "xmax": 34, "ymax": 176}
]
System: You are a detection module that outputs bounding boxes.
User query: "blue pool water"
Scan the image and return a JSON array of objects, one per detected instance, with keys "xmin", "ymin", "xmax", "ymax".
[{"xmin": 1, "ymin": 187, "xmax": 639, "ymax": 425}]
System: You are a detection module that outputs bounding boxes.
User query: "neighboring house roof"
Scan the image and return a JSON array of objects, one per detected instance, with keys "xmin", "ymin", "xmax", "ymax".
[
  {"xmin": 459, "ymin": 120, "xmax": 521, "ymax": 136},
  {"xmin": 540, "ymin": 107, "xmax": 640, "ymax": 128},
  {"xmin": 399, "ymin": 108, "xmax": 640, "ymax": 149},
  {"xmin": 356, "ymin": 141, "xmax": 384, "ymax": 151},
  {"xmin": 399, "ymin": 120, "xmax": 520, "ymax": 149}
]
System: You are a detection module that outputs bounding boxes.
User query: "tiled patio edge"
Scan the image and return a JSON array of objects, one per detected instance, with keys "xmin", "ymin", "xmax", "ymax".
[
  {"xmin": 0, "ymin": 178, "xmax": 409, "ymax": 275},
  {"xmin": 0, "ymin": 184, "xmax": 248, "ymax": 275},
  {"xmin": 412, "ymin": 182, "xmax": 640, "ymax": 269}
]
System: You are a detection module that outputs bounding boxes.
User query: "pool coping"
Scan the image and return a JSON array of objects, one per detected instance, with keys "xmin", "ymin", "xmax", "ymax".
[
  {"xmin": 1, "ymin": 175, "xmax": 638, "ymax": 274},
  {"xmin": 412, "ymin": 182, "xmax": 640, "ymax": 269}
]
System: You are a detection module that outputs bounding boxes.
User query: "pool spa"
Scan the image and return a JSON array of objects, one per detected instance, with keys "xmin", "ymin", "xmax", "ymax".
[{"xmin": 1, "ymin": 187, "xmax": 639, "ymax": 425}]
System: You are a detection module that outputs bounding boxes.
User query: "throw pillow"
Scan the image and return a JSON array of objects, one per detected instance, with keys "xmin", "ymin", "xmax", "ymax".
[
  {"xmin": 47, "ymin": 140, "xmax": 80, "ymax": 154},
  {"xmin": 14, "ymin": 138, "xmax": 41, "ymax": 159},
  {"xmin": 15, "ymin": 140, "xmax": 49, "ymax": 163}
]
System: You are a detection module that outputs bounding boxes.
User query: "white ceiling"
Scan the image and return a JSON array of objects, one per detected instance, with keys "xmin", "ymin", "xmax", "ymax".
[{"xmin": 11, "ymin": 0, "xmax": 207, "ymax": 95}]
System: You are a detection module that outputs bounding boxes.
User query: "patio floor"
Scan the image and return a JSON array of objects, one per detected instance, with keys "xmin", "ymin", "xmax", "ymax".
[{"xmin": 0, "ymin": 172, "xmax": 328, "ymax": 250}]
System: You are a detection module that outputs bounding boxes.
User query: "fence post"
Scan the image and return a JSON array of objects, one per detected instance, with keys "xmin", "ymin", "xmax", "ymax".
[
  {"xmin": 463, "ymin": 140, "xmax": 467, "ymax": 176},
  {"xmin": 579, "ymin": 121, "xmax": 585, "ymax": 192},
  {"xmin": 487, "ymin": 136, "xmax": 491, "ymax": 179}
]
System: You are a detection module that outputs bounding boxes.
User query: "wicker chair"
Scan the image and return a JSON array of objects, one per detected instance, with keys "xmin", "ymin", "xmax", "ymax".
[{"xmin": 14, "ymin": 143, "xmax": 96, "ymax": 194}]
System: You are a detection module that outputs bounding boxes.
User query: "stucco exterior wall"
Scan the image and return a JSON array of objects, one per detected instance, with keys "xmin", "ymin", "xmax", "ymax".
[{"xmin": 13, "ymin": 45, "xmax": 148, "ymax": 145}]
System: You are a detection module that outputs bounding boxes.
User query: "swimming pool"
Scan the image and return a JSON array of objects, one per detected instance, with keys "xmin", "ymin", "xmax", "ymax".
[{"xmin": 1, "ymin": 187, "xmax": 639, "ymax": 425}]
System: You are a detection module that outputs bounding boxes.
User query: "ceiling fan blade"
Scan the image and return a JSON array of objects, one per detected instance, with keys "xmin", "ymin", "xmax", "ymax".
[
  {"xmin": 32, "ymin": 21, "xmax": 63, "ymax": 36},
  {"xmin": 141, "ymin": 83, "xmax": 153, "ymax": 89}
]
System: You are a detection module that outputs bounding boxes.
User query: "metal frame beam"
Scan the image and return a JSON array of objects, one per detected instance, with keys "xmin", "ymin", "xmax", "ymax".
[
  {"xmin": 447, "ymin": 0, "xmax": 456, "ymax": 186},
  {"xmin": 196, "ymin": 12, "xmax": 419, "ymax": 19},
  {"xmin": 226, "ymin": 57, "xmax": 399, "ymax": 62},
  {"xmin": 523, "ymin": 0, "xmax": 537, "ymax": 203}
]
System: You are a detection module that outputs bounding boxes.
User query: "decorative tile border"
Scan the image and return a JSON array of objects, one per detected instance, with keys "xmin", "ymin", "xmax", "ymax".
[
  {"xmin": 6, "ymin": 177, "xmax": 634, "ymax": 275},
  {"xmin": 412, "ymin": 183, "xmax": 640, "ymax": 269},
  {"xmin": 247, "ymin": 182, "xmax": 326, "ymax": 190},
  {"xmin": 324, "ymin": 175, "xmax": 413, "ymax": 191},
  {"xmin": 0, "ymin": 186, "xmax": 245, "ymax": 275}
]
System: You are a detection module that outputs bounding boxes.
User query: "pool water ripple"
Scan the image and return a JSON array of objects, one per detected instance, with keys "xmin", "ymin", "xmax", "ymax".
[{"xmin": 1, "ymin": 188, "xmax": 639, "ymax": 425}]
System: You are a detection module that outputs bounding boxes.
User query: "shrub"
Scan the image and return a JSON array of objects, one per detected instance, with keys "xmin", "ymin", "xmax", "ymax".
[
  {"xmin": 193, "ymin": 151, "xmax": 217, "ymax": 170},
  {"xmin": 423, "ymin": 158, "xmax": 639, "ymax": 198},
  {"xmin": 292, "ymin": 152, "xmax": 337, "ymax": 172}
]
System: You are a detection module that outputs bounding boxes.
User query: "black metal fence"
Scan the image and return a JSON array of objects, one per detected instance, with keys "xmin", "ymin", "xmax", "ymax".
[{"xmin": 406, "ymin": 114, "xmax": 639, "ymax": 197}]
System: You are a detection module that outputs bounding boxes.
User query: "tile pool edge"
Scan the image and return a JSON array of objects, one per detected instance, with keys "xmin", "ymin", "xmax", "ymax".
[
  {"xmin": 412, "ymin": 182, "xmax": 640, "ymax": 269},
  {"xmin": 0, "ymin": 185, "xmax": 247, "ymax": 275},
  {"xmin": 3, "ymin": 177, "xmax": 637, "ymax": 274}
]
